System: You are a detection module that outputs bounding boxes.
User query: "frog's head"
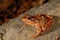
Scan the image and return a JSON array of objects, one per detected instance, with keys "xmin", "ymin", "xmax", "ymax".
[{"xmin": 22, "ymin": 14, "xmax": 35, "ymax": 26}]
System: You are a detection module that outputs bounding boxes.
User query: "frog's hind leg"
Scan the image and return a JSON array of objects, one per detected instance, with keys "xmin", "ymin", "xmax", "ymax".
[{"xmin": 32, "ymin": 27, "xmax": 42, "ymax": 38}]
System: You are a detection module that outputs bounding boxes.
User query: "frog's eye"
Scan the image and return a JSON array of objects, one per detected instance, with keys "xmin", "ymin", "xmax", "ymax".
[
  {"xmin": 28, "ymin": 17, "xmax": 31, "ymax": 19},
  {"xmin": 28, "ymin": 16, "xmax": 35, "ymax": 20}
]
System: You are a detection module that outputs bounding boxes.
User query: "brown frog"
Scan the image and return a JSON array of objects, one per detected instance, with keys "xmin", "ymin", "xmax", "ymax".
[{"xmin": 22, "ymin": 14, "xmax": 54, "ymax": 38}]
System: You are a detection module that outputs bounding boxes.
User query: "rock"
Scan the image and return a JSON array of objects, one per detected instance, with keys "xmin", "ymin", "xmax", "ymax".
[{"xmin": 0, "ymin": 0, "xmax": 60, "ymax": 40}]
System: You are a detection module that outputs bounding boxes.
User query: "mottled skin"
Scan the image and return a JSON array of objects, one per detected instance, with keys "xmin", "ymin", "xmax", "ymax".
[{"xmin": 22, "ymin": 14, "xmax": 54, "ymax": 38}]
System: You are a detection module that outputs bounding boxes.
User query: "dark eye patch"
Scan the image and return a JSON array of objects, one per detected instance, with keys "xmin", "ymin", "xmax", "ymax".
[
  {"xmin": 28, "ymin": 17, "xmax": 31, "ymax": 19},
  {"xmin": 28, "ymin": 15, "xmax": 35, "ymax": 19}
]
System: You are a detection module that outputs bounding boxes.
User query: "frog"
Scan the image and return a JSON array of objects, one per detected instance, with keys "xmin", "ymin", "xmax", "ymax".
[{"xmin": 22, "ymin": 14, "xmax": 54, "ymax": 38}]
